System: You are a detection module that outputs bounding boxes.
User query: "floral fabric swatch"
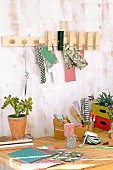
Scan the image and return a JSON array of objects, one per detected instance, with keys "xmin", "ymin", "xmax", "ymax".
[{"xmin": 64, "ymin": 44, "xmax": 88, "ymax": 70}]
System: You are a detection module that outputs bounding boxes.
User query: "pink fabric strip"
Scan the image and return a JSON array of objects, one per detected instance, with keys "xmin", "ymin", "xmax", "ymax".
[
  {"xmin": 64, "ymin": 66, "xmax": 76, "ymax": 82},
  {"xmin": 64, "ymin": 44, "xmax": 84, "ymax": 82}
]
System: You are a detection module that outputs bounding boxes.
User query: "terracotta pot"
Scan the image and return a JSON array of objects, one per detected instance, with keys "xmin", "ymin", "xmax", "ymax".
[{"xmin": 8, "ymin": 115, "xmax": 27, "ymax": 138}]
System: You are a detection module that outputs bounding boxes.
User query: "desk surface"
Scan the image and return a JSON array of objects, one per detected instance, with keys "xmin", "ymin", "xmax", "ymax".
[{"xmin": 0, "ymin": 131, "xmax": 113, "ymax": 170}]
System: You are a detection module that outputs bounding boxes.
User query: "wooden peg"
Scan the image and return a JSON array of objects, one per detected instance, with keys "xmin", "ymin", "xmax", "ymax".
[
  {"xmin": 93, "ymin": 32, "xmax": 100, "ymax": 50},
  {"xmin": 69, "ymin": 31, "xmax": 75, "ymax": 50},
  {"xmin": 77, "ymin": 32, "xmax": 83, "ymax": 50},
  {"xmin": 47, "ymin": 31, "xmax": 52, "ymax": 51},
  {"xmin": 9, "ymin": 39, "xmax": 15, "ymax": 44},
  {"xmin": 22, "ymin": 39, "xmax": 27, "ymax": 46},
  {"xmin": 85, "ymin": 32, "xmax": 92, "ymax": 50},
  {"xmin": 34, "ymin": 39, "xmax": 39, "ymax": 46}
]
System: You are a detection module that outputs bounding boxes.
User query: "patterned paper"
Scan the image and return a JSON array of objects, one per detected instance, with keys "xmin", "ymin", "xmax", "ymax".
[
  {"xmin": 80, "ymin": 98, "xmax": 90, "ymax": 122},
  {"xmin": 9, "ymin": 147, "xmax": 54, "ymax": 163},
  {"xmin": 64, "ymin": 123, "xmax": 75, "ymax": 137},
  {"xmin": 20, "ymin": 158, "xmax": 63, "ymax": 170},
  {"xmin": 67, "ymin": 136, "xmax": 76, "ymax": 148}
]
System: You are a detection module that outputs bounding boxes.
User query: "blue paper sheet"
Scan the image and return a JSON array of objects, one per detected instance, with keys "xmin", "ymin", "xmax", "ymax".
[{"xmin": 9, "ymin": 147, "xmax": 51, "ymax": 163}]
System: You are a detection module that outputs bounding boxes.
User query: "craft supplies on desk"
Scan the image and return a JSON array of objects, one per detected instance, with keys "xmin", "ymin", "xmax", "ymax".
[
  {"xmin": 64, "ymin": 123, "xmax": 75, "ymax": 137},
  {"xmin": 67, "ymin": 136, "xmax": 76, "ymax": 148},
  {"xmin": 80, "ymin": 98, "xmax": 90, "ymax": 122},
  {"xmin": 92, "ymin": 103, "xmax": 111, "ymax": 131},
  {"xmin": 53, "ymin": 117, "xmax": 88, "ymax": 141},
  {"xmin": 73, "ymin": 100, "xmax": 81, "ymax": 116},
  {"xmin": 64, "ymin": 123, "xmax": 76, "ymax": 148},
  {"xmin": 1, "ymin": 133, "xmax": 113, "ymax": 170},
  {"xmin": 69, "ymin": 105, "xmax": 83, "ymax": 123},
  {"xmin": 8, "ymin": 147, "xmax": 56, "ymax": 163},
  {"xmin": 53, "ymin": 118, "xmax": 65, "ymax": 140}
]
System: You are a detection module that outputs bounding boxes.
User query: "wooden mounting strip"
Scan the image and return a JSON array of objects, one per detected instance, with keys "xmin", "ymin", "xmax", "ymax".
[
  {"xmin": 1, "ymin": 31, "xmax": 100, "ymax": 51},
  {"xmin": 2, "ymin": 36, "xmax": 57, "ymax": 47}
]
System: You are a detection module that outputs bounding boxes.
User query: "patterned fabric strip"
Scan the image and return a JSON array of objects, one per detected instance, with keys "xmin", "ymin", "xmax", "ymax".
[
  {"xmin": 35, "ymin": 45, "xmax": 58, "ymax": 84},
  {"xmin": 35, "ymin": 45, "xmax": 46, "ymax": 84}
]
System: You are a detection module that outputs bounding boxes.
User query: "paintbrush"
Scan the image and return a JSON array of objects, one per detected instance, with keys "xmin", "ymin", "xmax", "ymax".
[{"xmin": 69, "ymin": 105, "xmax": 84, "ymax": 122}]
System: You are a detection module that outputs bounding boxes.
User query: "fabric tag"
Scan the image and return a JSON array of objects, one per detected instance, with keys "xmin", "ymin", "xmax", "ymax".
[
  {"xmin": 41, "ymin": 46, "xmax": 57, "ymax": 64},
  {"xmin": 64, "ymin": 66, "xmax": 76, "ymax": 82}
]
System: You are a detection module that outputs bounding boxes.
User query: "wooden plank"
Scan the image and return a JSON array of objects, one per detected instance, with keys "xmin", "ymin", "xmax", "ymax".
[
  {"xmin": 93, "ymin": 32, "xmax": 100, "ymax": 50},
  {"xmin": 1, "ymin": 36, "xmax": 57, "ymax": 47},
  {"xmin": 77, "ymin": 32, "xmax": 84, "ymax": 50},
  {"xmin": 47, "ymin": 31, "xmax": 52, "ymax": 51},
  {"xmin": 85, "ymin": 32, "xmax": 92, "ymax": 50},
  {"xmin": 68, "ymin": 31, "xmax": 76, "ymax": 50},
  {"xmin": 0, "ymin": 133, "xmax": 113, "ymax": 170},
  {"xmin": 2, "ymin": 31, "xmax": 100, "ymax": 50}
]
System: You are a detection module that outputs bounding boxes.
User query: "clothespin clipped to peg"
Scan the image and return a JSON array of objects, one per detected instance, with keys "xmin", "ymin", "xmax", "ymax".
[
  {"xmin": 93, "ymin": 32, "xmax": 100, "ymax": 50},
  {"xmin": 68, "ymin": 31, "xmax": 76, "ymax": 50},
  {"xmin": 77, "ymin": 32, "xmax": 84, "ymax": 50},
  {"xmin": 47, "ymin": 31, "xmax": 53, "ymax": 51},
  {"xmin": 58, "ymin": 31, "xmax": 64, "ymax": 51},
  {"xmin": 85, "ymin": 32, "xmax": 92, "ymax": 50}
]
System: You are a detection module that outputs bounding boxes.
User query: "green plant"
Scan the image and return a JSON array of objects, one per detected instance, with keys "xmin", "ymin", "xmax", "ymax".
[
  {"xmin": 96, "ymin": 92, "xmax": 113, "ymax": 106},
  {"xmin": 1, "ymin": 95, "xmax": 33, "ymax": 118}
]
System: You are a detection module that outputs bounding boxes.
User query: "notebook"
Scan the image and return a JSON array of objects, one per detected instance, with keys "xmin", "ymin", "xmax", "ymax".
[{"xmin": 9, "ymin": 147, "xmax": 54, "ymax": 163}]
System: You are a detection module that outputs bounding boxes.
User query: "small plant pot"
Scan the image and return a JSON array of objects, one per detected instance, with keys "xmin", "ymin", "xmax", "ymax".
[{"xmin": 8, "ymin": 114, "xmax": 27, "ymax": 138}]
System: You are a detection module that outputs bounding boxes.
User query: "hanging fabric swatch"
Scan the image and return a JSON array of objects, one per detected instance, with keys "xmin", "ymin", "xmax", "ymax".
[
  {"xmin": 63, "ymin": 44, "xmax": 88, "ymax": 82},
  {"xmin": 41, "ymin": 46, "xmax": 57, "ymax": 65},
  {"xmin": 64, "ymin": 66, "xmax": 76, "ymax": 82},
  {"xmin": 35, "ymin": 44, "xmax": 57, "ymax": 84},
  {"xmin": 64, "ymin": 44, "xmax": 88, "ymax": 70},
  {"xmin": 63, "ymin": 44, "xmax": 76, "ymax": 82},
  {"xmin": 35, "ymin": 45, "xmax": 46, "ymax": 84}
]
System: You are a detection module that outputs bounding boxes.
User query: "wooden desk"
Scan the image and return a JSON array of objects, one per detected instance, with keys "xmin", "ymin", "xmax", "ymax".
[{"xmin": 0, "ymin": 132, "xmax": 113, "ymax": 170}]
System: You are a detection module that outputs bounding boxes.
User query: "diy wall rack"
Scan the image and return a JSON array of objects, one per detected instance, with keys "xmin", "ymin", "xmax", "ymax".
[{"xmin": 1, "ymin": 31, "xmax": 100, "ymax": 51}]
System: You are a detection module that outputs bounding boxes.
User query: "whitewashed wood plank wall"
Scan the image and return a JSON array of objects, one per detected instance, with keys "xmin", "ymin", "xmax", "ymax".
[{"xmin": 0, "ymin": 0, "xmax": 113, "ymax": 140}]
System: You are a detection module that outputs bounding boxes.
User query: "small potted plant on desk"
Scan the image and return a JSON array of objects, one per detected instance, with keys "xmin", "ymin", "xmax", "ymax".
[{"xmin": 1, "ymin": 95, "xmax": 33, "ymax": 138}]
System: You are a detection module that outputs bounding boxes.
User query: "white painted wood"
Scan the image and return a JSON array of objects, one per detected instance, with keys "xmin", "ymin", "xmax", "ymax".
[{"xmin": 0, "ymin": 0, "xmax": 113, "ymax": 139}]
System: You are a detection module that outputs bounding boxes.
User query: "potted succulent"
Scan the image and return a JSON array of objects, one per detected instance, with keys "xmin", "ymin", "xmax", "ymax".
[
  {"xmin": 92, "ymin": 92, "xmax": 113, "ymax": 124},
  {"xmin": 96, "ymin": 92, "xmax": 113, "ymax": 107},
  {"xmin": 1, "ymin": 95, "xmax": 33, "ymax": 138}
]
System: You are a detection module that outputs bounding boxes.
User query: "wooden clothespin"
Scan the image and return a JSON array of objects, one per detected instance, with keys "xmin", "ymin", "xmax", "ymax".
[
  {"xmin": 85, "ymin": 32, "xmax": 92, "ymax": 50},
  {"xmin": 58, "ymin": 31, "xmax": 64, "ymax": 51},
  {"xmin": 68, "ymin": 31, "xmax": 76, "ymax": 50},
  {"xmin": 93, "ymin": 32, "xmax": 100, "ymax": 50},
  {"xmin": 47, "ymin": 31, "xmax": 53, "ymax": 51},
  {"xmin": 77, "ymin": 32, "xmax": 84, "ymax": 50}
]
